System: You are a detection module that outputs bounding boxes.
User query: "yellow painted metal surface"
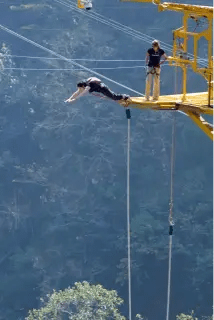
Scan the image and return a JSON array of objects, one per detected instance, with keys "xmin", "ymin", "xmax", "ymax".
[
  {"xmin": 120, "ymin": 0, "xmax": 213, "ymax": 139},
  {"xmin": 122, "ymin": 0, "xmax": 213, "ymax": 16},
  {"xmin": 129, "ymin": 92, "xmax": 213, "ymax": 113},
  {"xmin": 123, "ymin": 92, "xmax": 213, "ymax": 140},
  {"xmin": 187, "ymin": 112, "xmax": 213, "ymax": 140},
  {"xmin": 77, "ymin": 0, "xmax": 84, "ymax": 9}
]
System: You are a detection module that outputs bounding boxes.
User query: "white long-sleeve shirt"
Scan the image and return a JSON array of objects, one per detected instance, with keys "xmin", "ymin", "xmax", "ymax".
[{"xmin": 86, "ymin": 77, "xmax": 101, "ymax": 84}]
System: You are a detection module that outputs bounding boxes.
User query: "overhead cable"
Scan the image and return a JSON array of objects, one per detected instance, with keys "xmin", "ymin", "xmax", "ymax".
[{"xmin": 0, "ymin": 23, "xmax": 144, "ymax": 96}]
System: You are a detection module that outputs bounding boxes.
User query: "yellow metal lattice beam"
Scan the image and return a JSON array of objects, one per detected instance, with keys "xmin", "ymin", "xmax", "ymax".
[
  {"xmin": 187, "ymin": 112, "xmax": 213, "ymax": 140},
  {"xmin": 126, "ymin": 92, "xmax": 213, "ymax": 114},
  {"xmin": 121, "ymin": 0, "xmax": 213, "ymax": 17},
  {"xmin": 77, "ymin": 0, "xmax": 84, "ymax": 9},
  {"xmin": 120, "ymin": 0, "xmax": 213, "ymax": 140},
  {"xmin": 120, "ymin": 92, "xmax": 213, "ymax": 140}
]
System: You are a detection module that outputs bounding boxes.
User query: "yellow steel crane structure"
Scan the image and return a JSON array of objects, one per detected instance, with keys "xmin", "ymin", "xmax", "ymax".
[
  {"xmin": 77, "ymin": 0, "xmax": 85, "ymax": 9},
  {"xmin": 77, "ymin": 0, "xmax": 92, "ymax": 10},
  {"xmin": 121, "ymin": 0, "xmax": 213, "ymax": 140}
]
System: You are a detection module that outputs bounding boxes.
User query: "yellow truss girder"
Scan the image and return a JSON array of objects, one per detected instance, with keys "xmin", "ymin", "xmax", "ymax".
[
  {"xmin": 121, "ymin": 0, "xmax": 213, "ymax": 17},
  {"xmin": 158, "ymin": 2, "xmax": 213, "ymax": 16},
  {"xmin": 122, "ymin": 92, "xmax": 213, "ymax": 140},
  {"xmin": 120, "ymin": 0, "xmax": 213, "ymax": 140},
  {"xmin": 77, "ymin": 0, "xmax": 84, "ymax": 9},
  {"xmin": 127, "ymin": 92, "xmax": 212, "ymax": 113}
]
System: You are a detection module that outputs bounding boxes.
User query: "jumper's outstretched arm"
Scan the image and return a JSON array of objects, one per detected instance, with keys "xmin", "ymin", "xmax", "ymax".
[{"xmin": 65, "ymin": 87, "xmax": 90, "ymax": 103}]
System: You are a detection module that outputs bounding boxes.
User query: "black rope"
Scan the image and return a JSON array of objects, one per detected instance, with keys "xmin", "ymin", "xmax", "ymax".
[{"xmin": 126, "ymin": 108, "xmax": 131, "ymax": 119}]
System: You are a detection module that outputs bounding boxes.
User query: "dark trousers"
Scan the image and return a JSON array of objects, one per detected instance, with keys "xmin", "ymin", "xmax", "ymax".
[{"xmin": 92, "ymin": 83, "xmax": 123, "ymax": 101}]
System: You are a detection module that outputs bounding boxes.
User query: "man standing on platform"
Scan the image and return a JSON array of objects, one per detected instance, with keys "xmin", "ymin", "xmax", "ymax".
[{"xmin": 145, "ymin": 39, "xmax": 167, "ymax": 101}]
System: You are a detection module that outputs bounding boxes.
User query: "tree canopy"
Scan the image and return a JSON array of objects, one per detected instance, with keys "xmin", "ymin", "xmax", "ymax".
[{"xmin": 26, "ymin": 281, "xmax": 134, "ymax": 320}]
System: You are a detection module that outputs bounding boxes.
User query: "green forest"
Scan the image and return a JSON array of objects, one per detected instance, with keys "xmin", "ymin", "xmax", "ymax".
[{"xmin": 0, "ymin": 0, "xmax": 212, "ymax": 319}]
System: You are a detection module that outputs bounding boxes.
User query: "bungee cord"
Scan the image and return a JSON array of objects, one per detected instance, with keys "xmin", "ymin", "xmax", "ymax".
[
  {"xmin": 126, "ymin": 108, "xmax": 132, "ymax": 320},
  {"xmin": 166, "ymin": 60, "xmax": 177, "ymax": 320},
  {"xmin": 166, "ymin": 114, "xmax": 176, "ymax": 320}
]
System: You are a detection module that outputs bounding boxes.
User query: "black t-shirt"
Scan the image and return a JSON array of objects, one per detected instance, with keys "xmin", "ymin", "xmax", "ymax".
[
  {"xmin": 88, "ymin": 82, "xmax": 102, "ymax": 93},
  {"xmin": 147, "ymin": 48, "xmax": 165, "ymax": 67},
  {"xmin": 85, "ymin": 77, "xmax": 102, "ymax": 93}
]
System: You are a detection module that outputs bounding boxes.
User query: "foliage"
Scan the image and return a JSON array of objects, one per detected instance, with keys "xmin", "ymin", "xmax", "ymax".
[
  {"xmin": 0, "ymin": 0, "xmax": 212, "ymax": 319},
  {"xmin": 176, "ymin": 311, "xmax": 198, "ymax": 320},
  {"xmin": 176, "ymin": 311, "xmax": 212, "ymax": 320},
  {"xmin": 26, "ymin": 281, "xmax": 127, "ymax": 320}
]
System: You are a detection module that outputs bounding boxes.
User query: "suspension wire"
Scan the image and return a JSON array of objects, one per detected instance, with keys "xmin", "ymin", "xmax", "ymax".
[
  {"xmin": 1, "ymin": 55, "xmax": 146, "ymax": 62},
  {"xmin": 1, "ymin": 65, "xmax": 172, "ymax": 73},
  {"xmin": 87, "ymin": 3, "xmax": 207, "ymax": 64},
  {"xmin": 166, "ymin": 64, "xmax": 177, "ymax": 320},
  {"xmin": 2, "ymin": 66, "xmax": 147, "ymax": 71},
  {"xmin": 55, "ymin": 0, "xmax": 169, "ymax": 48},
  {"xmin": 1, "ymin": 5, "xmax": 207, "ymax": 71},
  {"xmin": 0, "ymin": 24, "xmax": 144, "ymax": 96},
  {"xmin": 88, "ymin": 4, "xmax": 172, "ymax": 51},
  {"xmin": 90, "ymin": 3, "xmax": 207, "ymax": 65},
  {"xmin": 54, "ymin": 0, "xmax": 207, "ymax": 66},
  {"xmin": 125, "ymin": 108, "xmax": 132, "ymax": 320},
  {"xmin": 63, "ymin": 0, "xmax": 173, "ymax": 52}
]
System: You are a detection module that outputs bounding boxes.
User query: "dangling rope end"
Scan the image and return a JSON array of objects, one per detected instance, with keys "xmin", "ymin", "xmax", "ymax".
[{"xmin": 126, "ymin": 108, "xmax": 131, "ymax": 119}]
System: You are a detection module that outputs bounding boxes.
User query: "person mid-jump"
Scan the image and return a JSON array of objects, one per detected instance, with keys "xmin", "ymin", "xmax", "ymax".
[{"xmin": 65, "ymin": 77, "xmax": 130, "ymax": 103}]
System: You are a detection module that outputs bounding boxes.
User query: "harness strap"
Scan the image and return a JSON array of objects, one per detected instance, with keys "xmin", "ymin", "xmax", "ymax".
[{"xmin": 146, "ymin": 66, "xmax": 160, "ymax": 77}]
